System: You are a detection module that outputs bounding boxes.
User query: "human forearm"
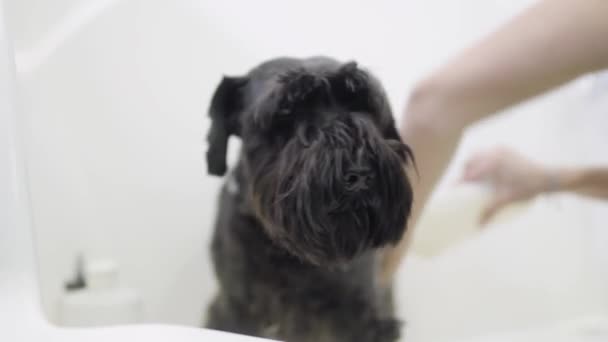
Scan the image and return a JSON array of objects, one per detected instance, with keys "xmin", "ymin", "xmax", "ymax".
[
  {"xmin": 553, "ymin": 167, "xmax": 608, "ymax": 199},
  {"xmin": 404, "ymin": 0, "xmax": 608, "ymax": 222},
  {"xmin": 411, "ymin": 0, "xmax": 608, "ymax": 131}
]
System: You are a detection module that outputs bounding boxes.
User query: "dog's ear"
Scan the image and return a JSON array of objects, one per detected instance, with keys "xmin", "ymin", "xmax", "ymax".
[
  {"xmin": 330, "ymin": 62, "xmax": 389, "ymax": 117},
  {"xmin": 206, "ymin": 76, "xmax": 248, "ymax": 176},
  {"xmin": 332, "ymin": 62, "xmax": 398, "ymax": 129},
  {"xmin": 331, "ymin": 62, "xmax": 370, "ymax": 98}
]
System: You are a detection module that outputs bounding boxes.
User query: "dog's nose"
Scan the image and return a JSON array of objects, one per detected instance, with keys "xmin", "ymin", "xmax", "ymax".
[{"xmin": 344, "ymin": 170, "xmax": 372, "ymax": 192}]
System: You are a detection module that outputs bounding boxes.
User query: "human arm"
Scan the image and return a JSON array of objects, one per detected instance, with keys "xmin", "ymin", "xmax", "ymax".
[{"xmin": 381, "ymin": 0, "xmax": 608, "ymax": 283}]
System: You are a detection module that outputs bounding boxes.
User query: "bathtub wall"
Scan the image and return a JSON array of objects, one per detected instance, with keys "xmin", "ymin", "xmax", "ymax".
[
  {"xmin": 9, "ymin": 0, "xmax": 607, "ymax": 328},
  {"xmin": 7, "ymin": 0, "xmax": 256, "ymax": 324}
]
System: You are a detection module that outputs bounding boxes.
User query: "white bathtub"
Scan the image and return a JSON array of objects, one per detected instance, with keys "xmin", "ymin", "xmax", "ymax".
[
  {"xmin": 0, "ymin": 2, "xmax": 273, "ymax": 341},
  {"xmin": 3, "ymin": 0, "xmax": 608, "ymax": 341}
]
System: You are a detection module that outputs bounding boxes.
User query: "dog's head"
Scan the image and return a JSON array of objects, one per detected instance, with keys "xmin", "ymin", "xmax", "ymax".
[{"xmin": 206, "ymin": 57, "xmax": 413, "ymax": 265}]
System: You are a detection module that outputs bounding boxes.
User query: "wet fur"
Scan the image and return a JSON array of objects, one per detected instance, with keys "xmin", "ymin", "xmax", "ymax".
[{"xmin": 204, "ymin": 57, "xmax": 413, "ymax": 342}]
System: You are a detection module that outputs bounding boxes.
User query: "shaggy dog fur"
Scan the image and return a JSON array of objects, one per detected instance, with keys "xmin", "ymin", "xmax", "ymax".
[{"xmin": 204, "ymin": 56, "xmax": 413, "ymax": 342}]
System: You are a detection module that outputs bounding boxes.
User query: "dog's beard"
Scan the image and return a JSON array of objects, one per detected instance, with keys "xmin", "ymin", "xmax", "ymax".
[{"xmin": 247, "ymin": 116, "xmax": 412, "ymax": 266}]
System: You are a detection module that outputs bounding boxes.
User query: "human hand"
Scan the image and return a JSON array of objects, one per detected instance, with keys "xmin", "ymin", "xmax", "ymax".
[{"xmin": 461, "ymin": 147, "xmax": 551, "ymax": 225}]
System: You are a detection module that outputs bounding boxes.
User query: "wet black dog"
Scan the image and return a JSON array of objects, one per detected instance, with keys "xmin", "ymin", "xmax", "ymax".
[{"xmin": 204, "ymin": 57, "xmax": 413, "ymax": 342}]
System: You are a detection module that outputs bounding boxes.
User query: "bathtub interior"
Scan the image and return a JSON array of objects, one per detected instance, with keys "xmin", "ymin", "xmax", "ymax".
[{"xmin": 5, "ymin": 0, "xmax": 608, "ymax": 341}]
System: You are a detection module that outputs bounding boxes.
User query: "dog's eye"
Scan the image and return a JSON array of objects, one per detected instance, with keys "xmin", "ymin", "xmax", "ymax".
[
  {"xmin": 277, "ymin": 108, "xmax": 291, "ymax": 117},
  {"xmin": 273, "ymin": 105, "xmax": 302, "ymax": 123},
  {"xmin": 295, "ymin": 124, "xmax": 318, "ymax": 147},
  {"xmin": 345, "ymin": 173, "xmax": 359, "ymax": 185},
  {"xmin": 270, "ymin": 112, "xmax": 296, "ymax": 136}
]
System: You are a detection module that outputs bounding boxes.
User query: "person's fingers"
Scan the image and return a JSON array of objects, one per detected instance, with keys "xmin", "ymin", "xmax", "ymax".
[
  {"xmin": 462, "ymin": 155, "xmax": 496, "ymax": 182},
  {"xmin": 479, "ymin": 194, "xmax": 511, "ymax": 225}
]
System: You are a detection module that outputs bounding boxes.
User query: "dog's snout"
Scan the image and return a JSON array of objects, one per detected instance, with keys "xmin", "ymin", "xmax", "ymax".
[{"xmin": 344, "ymin": 170, "xmax": 372, "ymax": 192}]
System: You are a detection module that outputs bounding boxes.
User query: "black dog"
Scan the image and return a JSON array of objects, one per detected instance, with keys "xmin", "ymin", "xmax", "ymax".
[{"xmin": 204, "ymin": 57, "xmax": 413, "ymax": 342}]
